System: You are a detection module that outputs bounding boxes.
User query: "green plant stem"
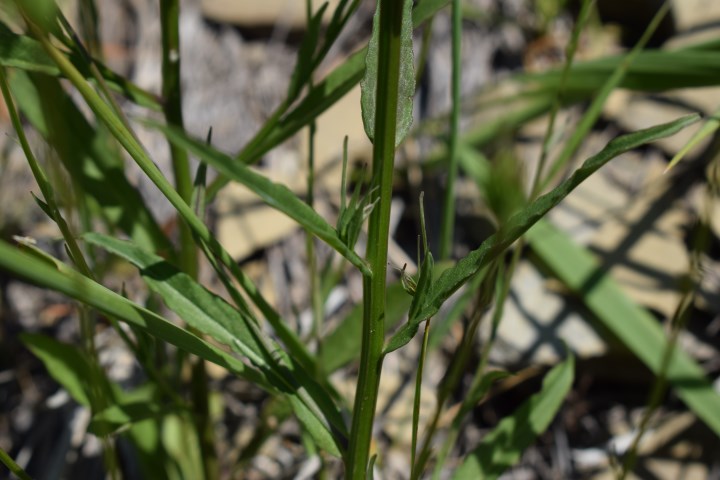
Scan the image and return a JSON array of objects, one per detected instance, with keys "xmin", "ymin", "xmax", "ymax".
[
  {"xmin": 159, "ymin": 2, "xmax": 213, "ymax": 476},
  {"xmin": 160, "ymin": 0, "xmax": 197, "ymax": 278},
  {"xmin": 0, "ymin": 447, "xmax": 32, "ymax": 480},
  {"xmin": 529, "ymin": 0, "xmax": 592, "ymax": 198},
  {"xmin": 346, "ymin": 0, "xmax": 404, "ymax": 476},
  {"xmin": 410, "ymin": 318, "xmax": 431, "ymax": 477},
  {"xmin": 410, "ymin": 264, "xmax": 495, "ymax": 479},
  {"xmin": 539, "ymin": 1, "xmax": 670, "ymax": 191},
  {"xmin": 439, "ymin": 0, "xmax": 461, "ymax": 259}
]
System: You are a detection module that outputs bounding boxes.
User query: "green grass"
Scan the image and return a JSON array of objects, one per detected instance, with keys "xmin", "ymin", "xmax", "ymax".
[{"xmin": 0, "ymin": 0, "xmax": 718, "ymax": 478}]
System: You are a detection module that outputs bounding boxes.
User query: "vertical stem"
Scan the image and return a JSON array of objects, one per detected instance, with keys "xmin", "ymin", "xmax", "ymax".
[
  {"xmin": 160, "ymin": 0, "xmax": 197, "ymax": 278},
  {"xmin": 346, "ymin": 0, "xmax": 404, "ymax": 477},
  {"xmin": 439, "ymin": 0, "xmax": 461, "ymax": 259},
  {"xmin": 159, "ymin": 2, "xmax": 213, "ymax": 478}
]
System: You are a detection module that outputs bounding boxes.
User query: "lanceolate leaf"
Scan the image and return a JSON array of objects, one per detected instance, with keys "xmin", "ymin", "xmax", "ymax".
[
  {"xmin": 385, "ymin": 114, "xmax": 699, "ymax": 352},
  {"xmin": 151, "ymin": 121, "xmax": 370, "ymax": 277},
  {"xmin": 21, "ymin": 333, "xmax": 114, "ymax": 407},
  {"xmin": 0, "ymin": 239, "xmax": 267, "ymax": 387},
  {"xmin": 84, "ymin": 233, "xmax": 347, "ymax": 456},
  {"xmin": 0, "ymin": 22, "xmax": 56, "ymax": 74},
  {"xmin": 361, "ymin": 0, "xmax": 415, "ymax": 146},
  {"xmin": 452, "ymin": 354, "xmax": 574, "ymax": 479}
]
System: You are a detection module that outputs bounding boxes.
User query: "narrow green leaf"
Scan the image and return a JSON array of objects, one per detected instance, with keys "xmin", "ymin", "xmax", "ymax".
[
  {"xmin": 524, "ymin": 49, "xmax": 720, "ymax": 93},
  {"xmin": 0, "ymin": 21, "xmax": 57, "ymax": 74},
  {"xmin": 361, "ymin": 0, "xmax": 415, "ymax": 146},
  {"xmin": 525, "ymin": 220, "xmax": 720, "ymax": 437},
  {"xmin": 286, "ymin": 2, "xmax": 328, "ymax": 100},
  {"xmin": 666, "ymin": 107, "xmax": 720, "ymax": 173},
  {"xmin": 0, "ymin": 239, "xmax": 267, "ymax": 386},
  {"xmin": 84, "ymin": 233, "xmax": 347, "ymax": 456},
  {"xmin": 21, "ymin": 333, "xmax": 112, "ymax": 406},
  {"xmin": 411, "ymin": 114, "xmax": 698, "ymax": 330},
  {"xmin": 150, "ymin": 121, "xmax": 371, "ymax": 276},
  {"xmin": 90, "ymin": 401, "xmax": 182, "ymax": 435},
  {"xmin": 452, "ymin": 354, "xmax": 575, "ymax": 479}
]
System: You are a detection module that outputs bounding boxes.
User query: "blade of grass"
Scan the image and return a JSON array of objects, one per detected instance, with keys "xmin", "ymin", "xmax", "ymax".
[
  {"xmin": 151, "ymin": 121, "xmax": 370, "ymax": 276},
  {"xmin": 665, "ymin": 106, "xmax": 720, "ymax": 173},
  {"xmin": 525, "ymin": 219, "xmax": 720, "ymax": 438},
  {"xmin": 0, "ymin": 20, "xmax": 160, "ymax": 109},
  {"xmin": 524, "ymin": 48, "xmax": 720, "ymax": 93}
]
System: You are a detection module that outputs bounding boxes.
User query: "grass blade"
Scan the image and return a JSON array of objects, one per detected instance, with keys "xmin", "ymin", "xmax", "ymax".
[
  {"xmin": 525, "ymin": 219, "xmax": 720, "ymax": 437},
  {"xmin": 525, "ymin": 49, "xmax": 720, "ymax": 93},
  {"xmin": 0, "ymin": 21, "xmax": 159, "ymax": 110},
  {"xmin": 21, "ymin": 333, "xmax": 115, "ymax": 406},
  {"xmin": 151, "ymin": 121, "xmax": 370, "ymax": 276},
  {"xmin": 452, "ymin": 354, "xmax": 574, "ymax": 479},
  {"xmin": 665, "ymin": 106, "xmax": 720, "ymax": 173}
]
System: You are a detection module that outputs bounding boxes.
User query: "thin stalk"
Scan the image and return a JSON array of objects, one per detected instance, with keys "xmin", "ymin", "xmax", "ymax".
[
  {"xmin": 529, "ymin": 0, "xmax": 592, "ymax": 198},
  {"xmin": 539, "ymin": 1, "xmax": 670, "ymax": 191},
  {"xmin": 410, "ymin": 319, "xmax": 431, "ymax": 476},
  {"xmin": 619, "ymin": 172, "xmax": 713, "ymax": 478},
  {"xmin": 0, "ymin": 447, "xmax": 32, "ymax": 480},
  {"xmin": 439, "ymin": 0, "xmax": 461, "ymax": 259},
  {"xmin": 160, "ymin": 0, "xmax": 197, "ymax": 278},
  {"xmin": 410, "ymin": 263, "xmax": 495, "ymax": 479},
  {"xmin": 159, "ymin": 2, "xmax": 212, "ymax": 476},
  {"xmin": 410, "ymin": 193, "xmax": 430, "ymax": 475},
  {"xmin": 346, "ymin": 0, "xmax": 404, "ymax": 476},
  {"xmin": 304, "ymin": 0, "xmax": 324, "ymax": 371}
]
